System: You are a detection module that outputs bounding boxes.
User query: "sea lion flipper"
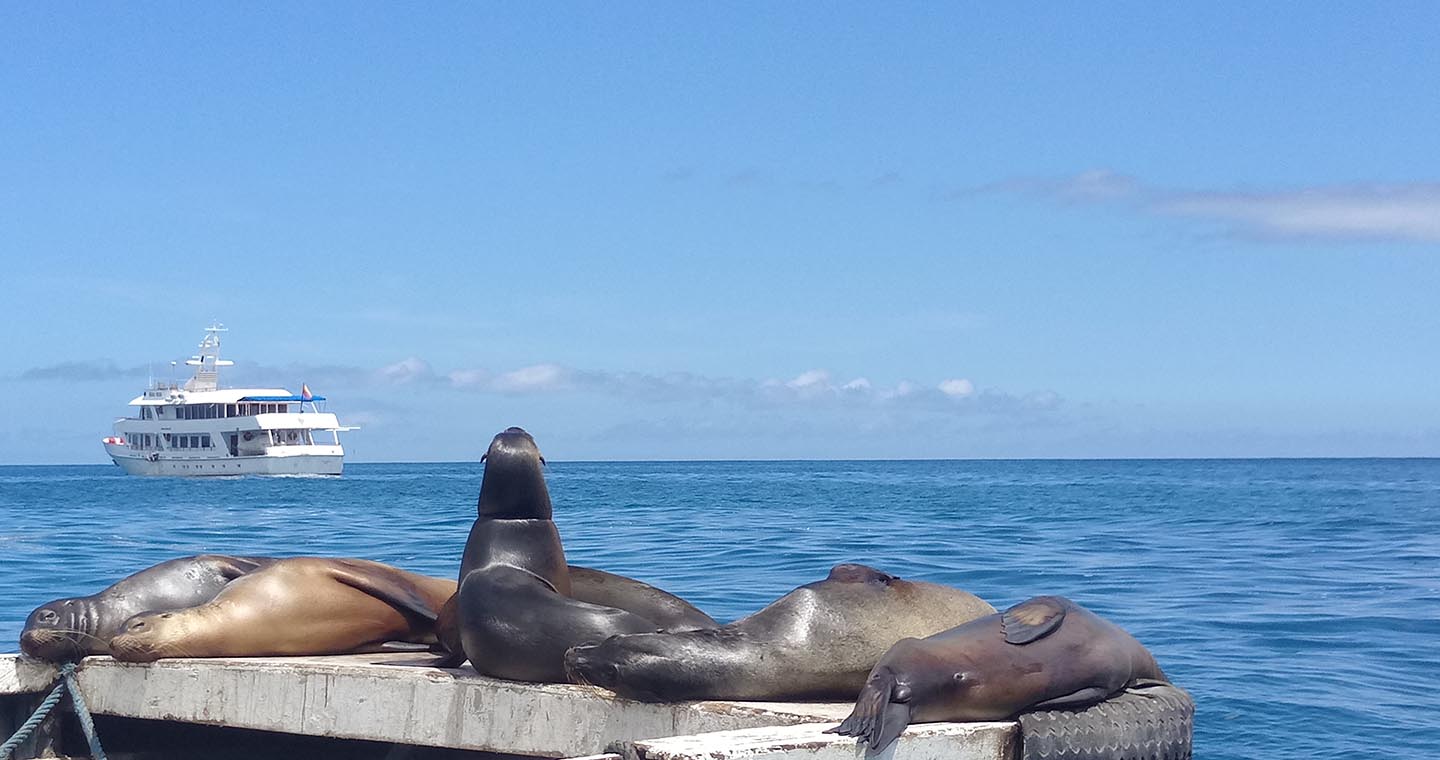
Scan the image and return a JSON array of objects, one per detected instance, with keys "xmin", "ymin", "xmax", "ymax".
[
  {"xmin": 1001, "ymin": 595, "xmax": 1068, "ymax": 645},
  {"xmin": 1028, "ymin": 686, "xmax": 1112, "ymax": 709},
  {"xmin": 329, "ymin": 562, "xmax": 440, "ymax": 621},
  {"xmin": 828, "ymin": 669, "xmax": 914, "ymax": 752}
]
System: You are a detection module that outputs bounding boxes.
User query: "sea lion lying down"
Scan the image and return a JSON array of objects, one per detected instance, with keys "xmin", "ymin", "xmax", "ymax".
[
  {"xmin": 108, "ymin": 557, "xmax": 456, "ymax": 662},
  {"xmin": 564, "ymin": 563, "xmax": 996, "ymax": 701},
  {"xmin": 22, "ymin": 553, "xmax": 716, "ymax": 664},
  {"xmin": 20, "ymin": 555, "xmax": 274, "ymax": 661},
  {"xmin": 828, "ymin": 595, "xmax": 1170, "ymax": 751}
]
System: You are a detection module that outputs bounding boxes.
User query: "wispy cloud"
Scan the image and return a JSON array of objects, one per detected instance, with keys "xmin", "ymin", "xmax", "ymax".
[
  {"xmin": 15, "ymin": 353, "xmax": 1060, "ymax": 422},
  {"xmin": 15, "ymin": 361, "xmax": 147, "ymax": 382},
  {"xmin": 1155, "ymin": 185, "xmax": 1440, "ymax": 242},
  {"xmin": 399, "ymin": 360, "xmax": 1058, "ymax": 417},
  {"xmin": 971, "ymin": 170, "xmax": 1440, "ymax": 243}
]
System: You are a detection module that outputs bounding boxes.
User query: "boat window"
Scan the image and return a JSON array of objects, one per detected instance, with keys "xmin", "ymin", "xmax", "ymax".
[{"xmin": 202, "ymin": 434, "xmax": 212, "ymax": 448}]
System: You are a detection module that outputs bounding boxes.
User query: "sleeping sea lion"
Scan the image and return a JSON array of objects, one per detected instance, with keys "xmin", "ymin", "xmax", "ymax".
[
  {"xmin": 20, "ymin": 554, "xmax": 273, "ymax": 661},
  {"xmin": 828, "ymin": 595, "xmax": 1170, "ymax": 751},
  {"xmin": 563, "ymin": 563, "xmax": 996, "ymax": 701},
  {"xmin": 107, "ymin": 557, "xmax": 455, "ymax": 662}
]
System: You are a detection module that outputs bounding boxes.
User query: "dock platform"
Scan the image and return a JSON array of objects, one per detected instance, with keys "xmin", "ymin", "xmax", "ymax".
[{"xmin": 0, "ymin": 653, "xmax": 1016, "ymax": 759}]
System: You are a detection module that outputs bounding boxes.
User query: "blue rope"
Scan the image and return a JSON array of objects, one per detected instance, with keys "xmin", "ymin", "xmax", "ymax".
[
  {"xmin": 0, "ymin": 662, "xmax": 107, "ymax": 760},
  {"xmin": 61, "ymin": 664, "xmax": 107, "ymax": 760}
]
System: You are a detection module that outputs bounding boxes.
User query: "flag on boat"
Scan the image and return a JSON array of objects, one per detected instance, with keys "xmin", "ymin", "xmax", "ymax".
[{"xmin": 301, "ymin": 384, "xmax": 314, "ymax": 402}]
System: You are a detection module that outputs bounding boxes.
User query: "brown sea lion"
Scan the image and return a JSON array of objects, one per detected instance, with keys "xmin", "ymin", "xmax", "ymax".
[
  {"xmin": 107, "ymin": 557, "xmax": 456, "ymax": 662},
  {"xmin": 449, "ymin": 428, "xmax": 710, "ymax": 682},
  {"xmin": 19, "ymin": 555, "xmax": 273, "ymax": 661},
  {"xmin": 563, "ymin": 563, "xmax": 996, "ymax": 701},
  {"xmin": 828, "ymin": 595, "xmax": 1170, "ymax": 751}
]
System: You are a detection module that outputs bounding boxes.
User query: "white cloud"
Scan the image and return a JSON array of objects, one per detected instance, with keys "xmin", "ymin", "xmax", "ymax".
[
  {"xmin": 787, "ymin": 369, "xmax": 831, "ymax": 389},
  {"xmin": 377, "ymin": 357, "xmax": 433, "ymax": 384},
  {"xmin": 1156, "ymin": 184, "xmax": 1440, "ymax": 242},
  {"xmin": 492, "ymin": 364, "xmax": 571, "ymax": 393},
  {"xmin": 938, "ymin": 378, "xmax": 975, "ymax": 397},
  {"xmin": 974, "ymin": 170, "xmax": 1440, "ymax": 244}
]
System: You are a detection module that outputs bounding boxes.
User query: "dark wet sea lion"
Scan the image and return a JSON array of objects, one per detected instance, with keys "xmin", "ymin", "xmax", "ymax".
[
  {"xmin": 108, "ymin": 557, "xmax": 456, "ymax": 662},
  {"xmin": 458, "ymin": 426, "xmax": 569, "ymax": 594},
  {"xmin": 828, "ymin": 595, "xmax": 1169, "ymax": 751},
  {"xmin": 564, "ymin": 563, "xmax": 996, "ymax": 702},
  {"xmin": 567, "ymin": 566, "xmax": 715, "ymax": 631},
  {"xmin": 433, "ymin": 564, "xmax": 717, "ymax": 666},
  {"xmin": 19, "ymin": 554, "xmax": 272, "ymax": 661},
  {"xmin": 446, "ymin": 427, "xmax": 714, "ymax": 681},
  {"xmin": 456, "ymin": 564, "xmax": 659, "ymax": 682}
]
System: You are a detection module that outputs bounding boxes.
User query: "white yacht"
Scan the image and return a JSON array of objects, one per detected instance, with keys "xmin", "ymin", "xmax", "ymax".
[{"xmin": 102, "ymin": 324, "xmax": 356, "ymax": 476}]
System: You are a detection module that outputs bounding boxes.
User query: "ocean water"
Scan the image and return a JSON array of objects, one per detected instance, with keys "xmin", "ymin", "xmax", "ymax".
[{"xmin": 1, "ymin": 459, "xmax": 1437, "ymax": 759}]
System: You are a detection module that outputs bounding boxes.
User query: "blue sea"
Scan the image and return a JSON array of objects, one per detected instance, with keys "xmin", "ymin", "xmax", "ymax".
[{"xmin": 1, "ymin": 460, "xmax": 1437, "ymax": 759}]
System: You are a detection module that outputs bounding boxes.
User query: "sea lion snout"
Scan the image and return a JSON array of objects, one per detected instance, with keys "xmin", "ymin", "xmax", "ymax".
[{"xmin": 563, "ymin": 644, "xmax": 617, "ymax": 688}]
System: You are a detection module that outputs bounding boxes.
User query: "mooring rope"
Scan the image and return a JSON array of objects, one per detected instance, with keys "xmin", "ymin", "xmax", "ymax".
[{"xmin": 0, "ymin": 662, "xmax": 107, "ymax": 760}]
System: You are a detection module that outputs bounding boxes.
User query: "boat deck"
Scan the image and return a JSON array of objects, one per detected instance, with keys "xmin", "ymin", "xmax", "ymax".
[{"xmin": 0, "ymin": 652, "xmax": 1015, "ymax": 759}]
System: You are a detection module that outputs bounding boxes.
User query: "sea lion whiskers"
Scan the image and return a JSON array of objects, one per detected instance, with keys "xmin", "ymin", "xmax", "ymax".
[{"xmin": 28, "ymin": 626, "xmax": 110, "ymax": 648}]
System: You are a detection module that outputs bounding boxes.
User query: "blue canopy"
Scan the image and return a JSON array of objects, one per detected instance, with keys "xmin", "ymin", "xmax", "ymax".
[{"xmin": 240, "ymin": 395, "xmax": 326, "ymax": 402}]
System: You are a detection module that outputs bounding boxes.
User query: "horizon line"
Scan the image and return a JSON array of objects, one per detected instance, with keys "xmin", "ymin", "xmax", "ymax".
[{"xmin": 8, "ymin": 455, "xmax": 1439, "ymax": 467}]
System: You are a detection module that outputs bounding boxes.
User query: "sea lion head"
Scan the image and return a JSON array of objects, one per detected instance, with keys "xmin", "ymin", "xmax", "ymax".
[
  {"xmin": 476, "ymin": 427, "xmax": 552, "ymax": 520},
  {"xmin": 108, "ymin": 610, "xmax": 200, "ymax": 663},
  {"xmin": 19, "ymin": 598, "xmax": 104, "ymax": 661},
  {"xmin": 563, "ymin": 628, "xmax": 740, "ymax": 701}
]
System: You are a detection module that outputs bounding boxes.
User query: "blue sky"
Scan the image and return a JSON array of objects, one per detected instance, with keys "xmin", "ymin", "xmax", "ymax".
[{"xmin": 2, "ymin": 4, "xmax": 1437, "ymax": 463}]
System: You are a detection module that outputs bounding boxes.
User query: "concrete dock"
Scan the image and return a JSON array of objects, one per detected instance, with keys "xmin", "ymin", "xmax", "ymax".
[{"xmin": 0, "ymin": 653, "xmax": 1016, "ymax": 759}]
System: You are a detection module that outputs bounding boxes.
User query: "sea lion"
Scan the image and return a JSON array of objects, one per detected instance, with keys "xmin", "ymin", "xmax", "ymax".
[
  {"xmin": 19, "ymin": 554, "xmax": 273, "ymax": 661},
  {"xmin": 828, "ymin": 595, "xmax": 1170, "ymax": 751},
  {"xmin": 567, "ymin": 566, "xmax": 716, "ymax": 632},
  {"xmin": 450, "ymin": 427, "xmax": 713, "ymax": 682},
  {"xmin": 563, "ymin": 563, "xmax": 996, "ymax": 702},
  {"xmin": 432, "ymin": 564, "xmax": 717, "ymax": 667},
  {"xmin": 108, "ymin": 557, "xmax": 456, "ymax": 662}
]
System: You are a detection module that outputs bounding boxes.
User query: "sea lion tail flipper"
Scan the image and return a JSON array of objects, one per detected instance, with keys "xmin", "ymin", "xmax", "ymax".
[
  {"xmin": 826, "ymin": 671, "xmax": 913, "ymax": 752},
  {"xmin": 329, "ymin": 562, "xmax": 440, "ymax": 621},
  {"xmin": 1001, "ymin": 595, "xmax": 1069, "ymax": 645}
]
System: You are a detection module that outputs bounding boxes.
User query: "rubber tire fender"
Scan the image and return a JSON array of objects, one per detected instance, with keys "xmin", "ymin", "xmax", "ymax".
[{"xmin": 1017, "ymin": 683, "xmax": 1194, "ymax": 760}]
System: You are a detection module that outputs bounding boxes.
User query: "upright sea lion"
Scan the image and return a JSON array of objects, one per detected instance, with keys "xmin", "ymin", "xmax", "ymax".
[
  {"xmin": 457, "ymin": 427, "xmax": 570, "ymax": 594},
  {"xmin": 564, "ymin": 563, "xmax": 996, "ymax": 701},
  {"xmin": 19, "ymin": 554, "xmax": 272, "ymax": 661},
  {"xmin": 108, "ymin": 557, "xmax": 456, "ymax": 662},
  {"xmin": 828, "ymin": 595, "xmax": 1170, "ymax": 751},
  {"xmin": 450, "ymin": 427, "xmax": 708, "ymax": 682}
]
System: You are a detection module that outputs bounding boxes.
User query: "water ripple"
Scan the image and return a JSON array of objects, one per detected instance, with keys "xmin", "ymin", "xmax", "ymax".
[{"xmin": 1, "ymin": 459, "xmax": 1437, "ymax": 759}]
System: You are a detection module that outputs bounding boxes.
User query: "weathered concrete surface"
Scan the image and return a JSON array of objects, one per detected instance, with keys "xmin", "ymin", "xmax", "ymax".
[
  {"xmin": 0, "ymin": 655, "xmax": 58, "ymax": 695},
  {"xmin": 0, "ymin": 654, "xmax": 1017, "ymax": 759},
  {"xmin": 626, "ymin": 721, "xmax": 1017, "ymax": 760}
]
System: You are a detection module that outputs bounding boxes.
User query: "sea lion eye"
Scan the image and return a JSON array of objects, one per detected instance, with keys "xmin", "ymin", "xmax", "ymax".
[
  {"xmin": 38, "ymin": 610, "xmax": 58, "ymax": 623},
  {"xmin": 952, "ymin": 672, "xmax": 966, "ymax": 682}
]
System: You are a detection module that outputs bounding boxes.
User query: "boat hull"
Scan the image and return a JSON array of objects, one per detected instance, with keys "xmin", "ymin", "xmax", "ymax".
[{"xmin": 106, "ymin": 447, "xmax": 343, "ymax": 477}]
